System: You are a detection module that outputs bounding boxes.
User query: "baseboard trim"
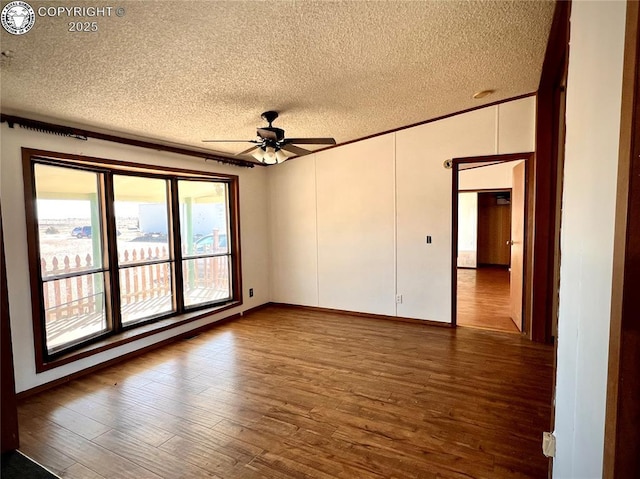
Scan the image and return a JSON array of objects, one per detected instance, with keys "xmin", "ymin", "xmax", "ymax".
[
  {"xmin": 269, "ymin": 302, "xmax": 453, "ymax": 328},
  {"xmin": 16, "ymin": 303, "xmax": 269, "ymax": 400}
]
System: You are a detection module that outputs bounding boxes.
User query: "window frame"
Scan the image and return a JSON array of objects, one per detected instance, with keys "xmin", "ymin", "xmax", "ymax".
[
  {"xmin": 22, "ymin": 148, "xmax": 243, "ymax": 371},
  {"xmin": 111, "ymin": 172, "xmax": 177, "ymax": 329}
]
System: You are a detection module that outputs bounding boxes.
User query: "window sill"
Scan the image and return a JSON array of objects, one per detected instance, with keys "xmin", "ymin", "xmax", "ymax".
[{"xmin": 37, "ymin": 301, "xmax": 241, "ymax": 373}]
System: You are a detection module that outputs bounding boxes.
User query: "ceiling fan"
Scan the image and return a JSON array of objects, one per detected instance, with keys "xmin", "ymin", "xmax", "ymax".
[{"xmin": 203, "ymin": 111, "xmax": 336, "ymax": 164}]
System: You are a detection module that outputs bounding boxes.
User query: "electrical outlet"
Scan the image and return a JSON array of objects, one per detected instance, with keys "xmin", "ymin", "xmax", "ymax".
[
  {"xmin": 249, "ymin": 288, "xmax": 254, "ymax": 297},
  {"xmin": 396, "ymin": 294, "xmax": 403, "ymax": 304}
]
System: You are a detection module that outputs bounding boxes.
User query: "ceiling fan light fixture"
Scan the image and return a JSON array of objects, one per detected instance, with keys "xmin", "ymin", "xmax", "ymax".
[
  {"xmin": 251, "ymin": 149, "xmax": 265, "ymax": 162},
  {"xmin": 263, "ymin": 146, "xmax": 277, "ymax": 164},
  {"xmin": 275, "ymin": 149, "xmax": 288, "ymax": 164},
  {"xmin": 202, "ymin": 111, "xmax": 335, "ymax": 165}
]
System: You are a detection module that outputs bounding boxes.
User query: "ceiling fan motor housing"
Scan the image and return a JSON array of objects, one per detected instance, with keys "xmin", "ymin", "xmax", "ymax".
[
  {"xmin": 260, "ymin": 110, "xmax": 279, "ymax": 125},
  {"xmin": 202, "ymin": 110, "xmax": 336, "ymax": 163},
  {"xmin": 257, "ymin": 127, "xmax": 286, "ymax": 143}
]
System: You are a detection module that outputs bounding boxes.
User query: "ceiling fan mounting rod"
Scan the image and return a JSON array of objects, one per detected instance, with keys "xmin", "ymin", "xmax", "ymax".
[{"xmin": 261, "ymin": 110, "xmax": 279, "ymax": 126}]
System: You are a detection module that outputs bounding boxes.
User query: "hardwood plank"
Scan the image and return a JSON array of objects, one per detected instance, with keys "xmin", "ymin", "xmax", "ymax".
[
  {"xmin": 62, "ymin": 462, "xmax": 107, "ymax": 479},
  {"xmin": 158, "ymin": 434, "xmax": 246, "ymax": 477},
  {"xmin": 269, "ymin": 437, "xmax": 387, "ymax": 479},
  {"xmin": 211, "ymin": 418, "xmax": 297, "ymax": 453},
  {"xmin": 92, "ymin": 429, "xmax": 219, "ymax": 479},
  {"xmin": 331, "ymin": 424, "xmax": 497, "ymax": 479},
  {"xmin": 26, "ymin": 402, "xmax": 112, "ymax": 440},
  {"xmin": 283, "ymin": 429, "xmax": 397, "ymax": 479},
  {"xmin": 20, "ymin": 415, "xmax": 161, "ymax": 479},
  {"xmin": 246, "ymin": 452, "xmax": 337, "ymax": 479},
  {"xmin": 17, "ymin": 421, "xmax": 76, "ymax": 475},
  {"xmin": 457, "ymin": 267, "xmax": 520, "ymax": 332},
  {"xmin": 26, "ymin": 381, "xmax": 180, "ymax": 449},
  {"xmin": 18, "ymin": 305, "xmax": 553, "ymax": 479}
]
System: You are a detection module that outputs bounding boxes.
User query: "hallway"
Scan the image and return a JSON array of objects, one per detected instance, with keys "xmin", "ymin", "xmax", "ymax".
[{"xmin": 457, "ymin": 267, "xmax": 519, "ymax": 333}]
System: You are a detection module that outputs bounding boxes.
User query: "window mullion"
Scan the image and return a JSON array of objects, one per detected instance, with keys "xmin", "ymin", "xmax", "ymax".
[
  {"xmin": 169, "ymin": 179, "xmax": 185, "ymax": 313},
  {"xmin": 103, "ymin": 172, "xmax": 122, "ymax": 333},
  {"xmin": 229, "ymin": 180, "xmax": 242, "ymax": 304}
]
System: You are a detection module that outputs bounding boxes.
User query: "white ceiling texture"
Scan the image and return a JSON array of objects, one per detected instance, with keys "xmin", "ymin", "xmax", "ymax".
[{"xmin": 0, "ymin": 0, "xmax": 555, "ymax": 163}]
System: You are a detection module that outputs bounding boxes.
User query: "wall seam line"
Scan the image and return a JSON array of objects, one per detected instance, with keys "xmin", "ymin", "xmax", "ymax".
[
  {"xmin": 393, "ymin": 133, "xmax": 398, "ymax": 317},
  {"xmin": 495, "ymin": 105, "xmax": 500, "ymax": 154},
  {"xmin": 314, "ymin": 155, "xmax": 320, "ymax": 307}
]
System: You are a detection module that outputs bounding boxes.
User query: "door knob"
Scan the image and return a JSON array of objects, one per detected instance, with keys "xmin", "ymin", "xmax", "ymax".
[{"xmin": 507, "ymin": 240, "xmax": 514, "ymax": 245}]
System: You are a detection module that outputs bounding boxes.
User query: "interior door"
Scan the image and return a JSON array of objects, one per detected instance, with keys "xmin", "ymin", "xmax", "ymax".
[{"xmin": 509, "ymin": 162, "xmax": 525, "ymax": 331}]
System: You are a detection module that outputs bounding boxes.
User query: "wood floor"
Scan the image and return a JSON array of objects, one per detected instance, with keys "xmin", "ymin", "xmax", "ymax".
[
  {"xmin": 457, "ymin": 267, "xmax": 520, "ymax": 333},
  {"xmin": 18, "ymin": 306, "xmax": 553, "ymax": 479}
]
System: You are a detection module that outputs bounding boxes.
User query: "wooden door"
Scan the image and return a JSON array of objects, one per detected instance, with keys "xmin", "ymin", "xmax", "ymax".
[
  {"xmin": 509, "ymin": 162, "xmax": 525, "ymax": 331},
  {"xmin": 477, "ymin": 192, "xmax": 511, "ymax": 267}
]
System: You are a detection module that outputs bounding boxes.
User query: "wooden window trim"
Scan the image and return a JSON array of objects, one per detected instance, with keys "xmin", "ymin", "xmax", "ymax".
[
  {"xmin": 21, "ymin": 148, "xmax": 243, "ymax": 373},
  {"xmin": 35, "ymin": 301, "xmax": 241, "ymax": 372}
]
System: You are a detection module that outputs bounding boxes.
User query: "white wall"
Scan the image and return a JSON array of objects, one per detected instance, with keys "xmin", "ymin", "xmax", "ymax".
[
  {"xmin": 396, "ymin": 107, "xmax": 496, "ymax": 321},
  {"xmin": 457, "ymin": 192, "xmax": 478, "ymax": 268},
  {"xmin": 459, "ymin": 160, "xmax": 523, "ymax": 191},
  {"xmin": 268, "ymin": 157, "xmax": 318, "ymax": 306},
  {"xmin": 498, "ymin": 98, "xmax": 536, "ymax": 154},
  {"xmin": 269, "ymin": 96, "xmax": 535, "ymax": 322},
  {"xmin": 316, "ymin": 135, "xmax": 396, "ymax": 315},
  {"xmin": 553, "ymin": 1, "xmax": 626, "ymax": 477},
  {"xmin": 0, "ymin": 124, "xmax": 270, "ymax": 393}
]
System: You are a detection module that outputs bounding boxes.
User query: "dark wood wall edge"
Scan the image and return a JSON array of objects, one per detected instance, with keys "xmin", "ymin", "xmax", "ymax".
[
  {"xmin": 1, "ymin": 205, "xmax": 20, "ymax": 452},
  {"xmin": 269, "ymin": 303, "xmax": 453, "ymax": 329},
  {"xmin": 604, "ymin": 0, "xmax": 640, "ymax": 476},
  {"xmin": 15, "ymin": 302, "xmax": 270, "ymax": 401},
  {"xmin": 0, "ymin": 114, "xmax": 259, "ymax": 169},
  {"xmin": 532, "ymin": 0, "xmax": 571, "ymax": 344}
]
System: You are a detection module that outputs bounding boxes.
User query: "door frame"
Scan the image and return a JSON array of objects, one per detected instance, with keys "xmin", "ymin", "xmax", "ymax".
[
  {"xmin": 603, "ymin": 0, "xmax": 640, "ymax": 475},
  {"xmin": 451, "ymin": 152, "xmax": 534, "ymax": 331}
]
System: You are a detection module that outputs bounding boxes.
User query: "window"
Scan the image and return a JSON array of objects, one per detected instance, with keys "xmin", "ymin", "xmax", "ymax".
[
  {"xmin": 33, "ymin": 164, "xmax": 110, "ymax": 353},
  {"xmin": 113, "ymin": 175, "xmax": 174, "ymax": 325},
  {"xmin": 23, "ymin": 149, "xmax": 241, "ymax": 366},
  {"xmin": 178, "ymin": 180, "xmax": 232, "ymax": 307}
]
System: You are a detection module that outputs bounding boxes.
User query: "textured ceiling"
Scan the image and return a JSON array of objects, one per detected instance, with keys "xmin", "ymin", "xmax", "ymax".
[{"xmin": 1, "ymin": 0, "xmax": 555, "ymax": 161}]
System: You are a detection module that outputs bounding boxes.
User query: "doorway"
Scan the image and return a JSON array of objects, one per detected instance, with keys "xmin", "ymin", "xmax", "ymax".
[
  {"xmin": 457, "ymin": 189, "xmax": 518, "ymax": 332},
  {"xmin": 451, "ymin": 154, "xmax": 532, "ymax": 333}
]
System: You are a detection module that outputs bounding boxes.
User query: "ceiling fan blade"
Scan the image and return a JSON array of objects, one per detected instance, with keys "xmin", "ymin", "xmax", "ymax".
[
  {"xmin": 202, "ymin": 139, "xmax": 258, "ymax": 143},
  {"xmin": 257, "ymin": 128, "xmax": 279, "ymax": 141},
  {"xmin": 237, "ymin": 145, "xmax": 261, "ymax": 156},
  {"xmin": 283, "ymin": 138, "xmax": 336, "ymax": 145},
  {"xmin": 280, "ymin": 144, "xmax": 312, "ymax": 156}
]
